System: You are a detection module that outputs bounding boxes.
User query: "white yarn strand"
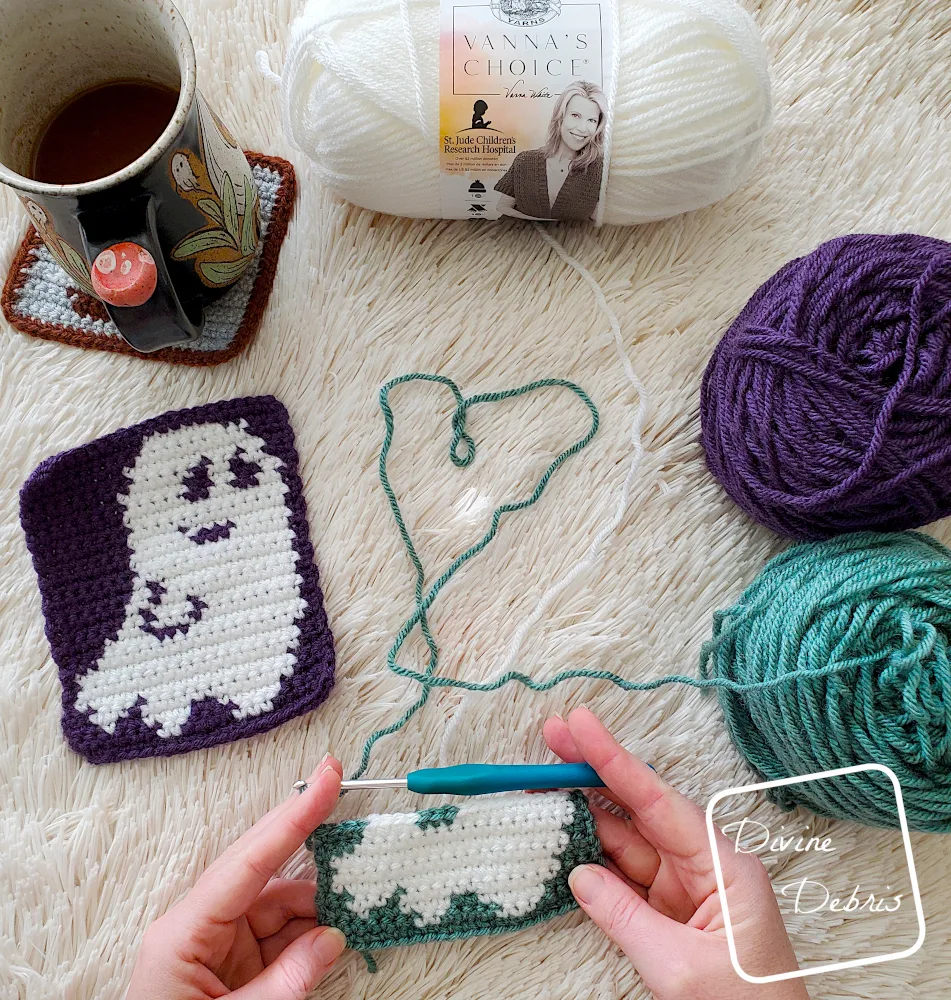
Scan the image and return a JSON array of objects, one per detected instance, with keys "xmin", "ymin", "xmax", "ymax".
[
  {"xmin": 281, "ymin": 0, "xmax": 771, "ymax": 223},
  {"xmin": 255, "ymin": 50, "xmax": 282, "ymax": 88},
  {"xmin": 439, "ymin": 227, "xmax": 650, "ymax": 764}
]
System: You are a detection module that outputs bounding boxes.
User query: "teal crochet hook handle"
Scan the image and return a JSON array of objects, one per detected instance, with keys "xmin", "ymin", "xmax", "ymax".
[{"xmin": 406, "ymin": 762, "xmax": 605, "ymax": 795}]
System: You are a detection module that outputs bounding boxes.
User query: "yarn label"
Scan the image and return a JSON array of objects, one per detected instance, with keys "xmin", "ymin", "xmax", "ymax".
[{"xmin": 438, "ymin": 0, "xmax": 615, "ymax": 223}]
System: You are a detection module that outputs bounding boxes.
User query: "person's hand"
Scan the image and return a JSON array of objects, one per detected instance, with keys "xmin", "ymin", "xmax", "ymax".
[
  {"xmin": 127, "ymin": 755, "xmax": 346, "ymax": 999},
  {"xmin": 546, "ymin": 708, "xmax": 810, "ymax": 1000}
]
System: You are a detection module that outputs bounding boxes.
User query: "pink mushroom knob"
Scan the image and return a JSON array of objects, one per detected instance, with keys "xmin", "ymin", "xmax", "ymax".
[{"xmin": 91, "ymin": 242, "xmax": 158, "ymax": 307}]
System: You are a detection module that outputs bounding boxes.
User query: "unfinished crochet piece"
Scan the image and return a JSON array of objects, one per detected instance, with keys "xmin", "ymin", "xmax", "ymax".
[
  {"xmin": 309, "ymin": 790, "xmax": 601, "ymax": 969},
  {"xmin": 19, "ymin": 396, "xmax": 335, "ymax": 763}
]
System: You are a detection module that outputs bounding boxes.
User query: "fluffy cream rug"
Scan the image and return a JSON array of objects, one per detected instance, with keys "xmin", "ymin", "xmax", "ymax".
[{"xmin": 2, "ymin": 1, "xmax": 950, "ymax": 997}]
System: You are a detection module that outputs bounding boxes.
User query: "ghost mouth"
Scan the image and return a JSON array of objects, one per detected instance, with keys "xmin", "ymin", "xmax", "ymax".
[
  {"xmin": 179, "ymin": 520, "xmax": 236, "ymax": 544},
  {"xmin": 139, "ymin": 582, "xmax": 207, "ymax": 641}
]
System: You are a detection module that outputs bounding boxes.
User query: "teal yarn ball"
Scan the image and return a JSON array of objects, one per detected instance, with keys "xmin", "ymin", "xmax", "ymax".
[{"xmin": 700, "ymin": 531, "xmax": 951, "ymax": 833}]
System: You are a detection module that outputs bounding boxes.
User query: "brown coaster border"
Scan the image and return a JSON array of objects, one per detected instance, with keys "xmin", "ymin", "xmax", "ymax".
[{"xmin": 1, "ymin": 152, "xmax": 296, "ymax": 366}]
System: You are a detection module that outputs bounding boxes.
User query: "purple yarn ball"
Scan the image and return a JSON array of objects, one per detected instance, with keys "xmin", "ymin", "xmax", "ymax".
[{"xmin": 701, "ymin": 233, "xmax": 951, "ymax": 539}]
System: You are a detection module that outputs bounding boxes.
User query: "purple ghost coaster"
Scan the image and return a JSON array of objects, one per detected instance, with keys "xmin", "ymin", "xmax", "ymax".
[{"xmin": 19, "ymin": 396, "xmax": 336, "ymax": 763}]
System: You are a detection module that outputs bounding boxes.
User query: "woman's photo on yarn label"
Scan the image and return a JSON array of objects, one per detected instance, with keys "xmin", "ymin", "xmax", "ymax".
[
  {"xmin": 439, "ymin": 0, "xmax": 614, "ymax": 221},
  {"xmin": 706, "ymin": 765, "xmax": 926, "ymax": 984}
]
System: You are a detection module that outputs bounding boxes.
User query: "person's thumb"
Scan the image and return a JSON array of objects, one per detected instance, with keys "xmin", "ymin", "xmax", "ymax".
[
  {"xmin": 232, "ymin": 927, "xmax": 346, "ymax": 1000},
  {"xmin": 569, "ymin": 864, "xmax": 691, "ymax": 982}
]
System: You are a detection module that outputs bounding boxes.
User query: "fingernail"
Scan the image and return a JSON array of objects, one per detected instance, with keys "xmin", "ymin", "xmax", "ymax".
[
  {"xmin": 306, "ymin": 753, "xmax": 333, "ymax": 784},
  {"xmin": 313, "ymin": 927, "xmax": 346, "ymax": 965},
  {"xmin": 568, "ymin": 864, "xmax": 604, "ymax": 905}
]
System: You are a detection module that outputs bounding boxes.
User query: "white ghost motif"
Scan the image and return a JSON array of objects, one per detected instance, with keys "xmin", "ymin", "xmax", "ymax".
[
  {"xmin": 76, "ymin": 419, "xmax": 306, "ymax": 737},
  {"xmin": 26, "ymin": 200, "xmax": 49, "ymax": 227},
  {"xmin": 23, "ymin": 198, "xmax": 95, "ymax": 293},
  {"xmin": 171, "ymin": 151, "xmax": 201, "ymax": 192},
  {"xmin": 331, "ymin": 794, "xmax": 575, "ymax": 926}
]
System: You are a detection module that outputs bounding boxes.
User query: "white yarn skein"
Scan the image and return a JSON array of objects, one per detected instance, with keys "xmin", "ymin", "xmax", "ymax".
[{"xmin": 280, "ymin": 0, "xmax": 771, "ymax": 223}]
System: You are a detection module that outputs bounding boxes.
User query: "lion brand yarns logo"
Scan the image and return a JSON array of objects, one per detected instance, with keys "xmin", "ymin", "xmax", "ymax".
[{"xmin": 491, "ymin": 0, "xmax": 560, "ymax": 27}]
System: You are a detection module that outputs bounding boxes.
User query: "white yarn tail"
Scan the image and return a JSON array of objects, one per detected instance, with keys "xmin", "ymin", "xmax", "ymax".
[
  {"xmin": 256, "ymin": 51, "xmax": 282, "ymax": 87},
  {"xmin": 439, "ymin": 227, "xmax": 650, "ymax": 764}
]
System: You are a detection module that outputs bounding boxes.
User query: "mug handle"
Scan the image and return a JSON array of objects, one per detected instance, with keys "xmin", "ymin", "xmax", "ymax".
[{"xmin": 78, "ymin": 194, "xmax": 204, "ymax": 353}]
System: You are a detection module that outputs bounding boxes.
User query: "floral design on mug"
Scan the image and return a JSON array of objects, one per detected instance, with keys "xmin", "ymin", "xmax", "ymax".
[
  {"xmin": 168, "ymin": 95, "xmax": 260, "ymax": 288},
  {"xmin": 22, "ymin": 199, "xmax": 95, "ymax": 294}
]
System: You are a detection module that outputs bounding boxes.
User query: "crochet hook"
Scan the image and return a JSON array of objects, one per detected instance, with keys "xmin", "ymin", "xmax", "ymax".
[{"xmin": 294, "ymin": 762, "xmax": 606, "ymax": 796}]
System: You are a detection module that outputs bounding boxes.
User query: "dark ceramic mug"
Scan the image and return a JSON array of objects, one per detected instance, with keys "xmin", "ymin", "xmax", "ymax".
[{"xmin": 0, "ymin": 0, "xmax": 260, "ymax": 353}]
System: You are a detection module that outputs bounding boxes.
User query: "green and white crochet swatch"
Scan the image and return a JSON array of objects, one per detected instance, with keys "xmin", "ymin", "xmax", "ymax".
[{"xmin": 308, "ymin": 790, "xmax": 602, "ymax": 968}]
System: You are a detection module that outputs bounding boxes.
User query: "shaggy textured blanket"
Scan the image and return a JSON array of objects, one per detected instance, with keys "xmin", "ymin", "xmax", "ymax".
[{"xmin": 1, "ymin": 1, "xmax": 949, "ymax": 997}]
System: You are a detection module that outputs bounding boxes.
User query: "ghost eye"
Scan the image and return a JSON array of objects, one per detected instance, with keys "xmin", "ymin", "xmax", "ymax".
[
  {"xmin": 181, "ymin": 456, "xmax": 213, "ymax": 502},
  {"xmin": 228, "ymin": 448, "xmax": 262, "ymax": 489}
]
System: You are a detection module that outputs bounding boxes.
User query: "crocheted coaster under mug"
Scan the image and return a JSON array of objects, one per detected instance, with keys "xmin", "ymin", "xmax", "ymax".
[
  {"xmin": 1, "ymin": 153, "xmax": 295, "ymax": 365},
  {"xmin": 309, "ymin": 790, "xmax": 602, "ymax": 969},
  {"xmin": 19, "ymin": 395, "xmax": 335, "ymax": 763}
]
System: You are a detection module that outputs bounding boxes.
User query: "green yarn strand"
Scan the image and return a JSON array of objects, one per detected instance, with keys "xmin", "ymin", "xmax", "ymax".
[
  {"xmin": 353, "ymin": 373, "xmax": 602, "ymax": 779},
  {"xmin": 353, "ymin": 372, "xmax": 848, "ymax": 778},
  {"xmin": 355, "ymin": 375, "xmax": 951, "ymax": 834}
]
